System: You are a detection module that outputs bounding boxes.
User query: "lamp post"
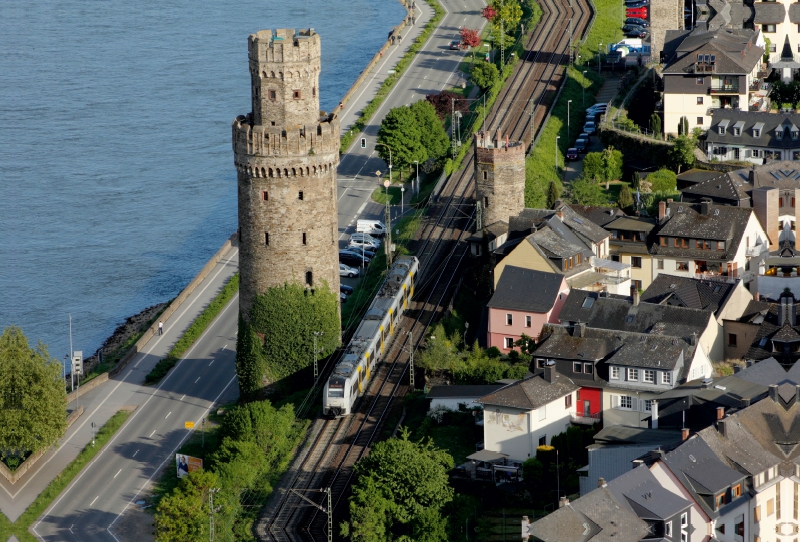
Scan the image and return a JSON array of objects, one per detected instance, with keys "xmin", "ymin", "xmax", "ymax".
[
  {"xmin": 567, "ymin": 100, "xmax": 572, "ymax": 142},
  {"xmin": 555, "ymin": 136, "xmax": 560, "ymax": 175},
  {"xmin": 401, "ymin": 186, "xmax": 405, "ymax": 216},
  {"xmin": 582, "ymin": 70, "xmax": 588, "ymax": 107},
  {"xmin": 598, "ymin": 42, "xmax": 603, "ymax": 73},
  {"xmin": 413, "ymin": 160, "xmax": 419, "ymax": 194}
]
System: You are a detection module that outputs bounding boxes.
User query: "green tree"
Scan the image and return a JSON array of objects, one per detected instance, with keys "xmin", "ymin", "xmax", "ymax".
[
  {"xmin": 471, "ymin": 62, "xmax": 500, "ymax": 91},
  {"xmin": 242, "ymin": 281, "xmax": 341, "ymax": 386},
  {"xmin": 646, "ymin": 168, "xmax": 677, "ymax": 192},
  {"xmin": 582, "ymin": 152, "xmax": 604, "ymax": 181},
  {"xmin": 631, "ymin": 171, "xmax": 641, "ymax": 191},
  {"xmin": 617, "ymin": 184, "xmax": 634, "ymax": 210},
  {"xmin": 546, "ymin": 179, "xmax": 560, "ymax": 208},
  {"xmin": 346, "ymin": 428, "xmax": 454, "ymax": 542},
  {"xmin": 377, "ymin": 106, "xmax": 428, "ymax": 181},
  {"xmin": 669, "ymin": 135, "xmax": 696, "ymax": 172},
  {"xmin": 155, "ymin": 470, "xmax": 219, "ymax": 542},
  {"xmin": 677, "ymin": 116, "xmax": 689, "ymax": 136},
  {"xmin": 649, "ymin": 113, "xmax": 662, "ymax": 139},
  {"xmin": 0, "ymin": 327, "xmax": 67, "ymax": 459},
  {"xmin": 496, "ymin": 0, "xmax": 523, "ymax": 27},
  {"xmin": 570, "ymin": 175, "xmax": 609, "ymax": 206},
  {"xmin": 221, "ymin": 400, "xmax": 296, "ymax": 466},
  {"xmin": 418, "ymin": 324, "xmax": 460, "ymax": 374},
  {"xmin": 410, "ymin": 100, "xmax": 450, "ymax": 163},
  {"xmin": 601, "ymin": 146, "xmax": 624, "ymax": 182},
  {"xmin": 764, "ymin": 37, "xmax": 771, "ymax": 63}
]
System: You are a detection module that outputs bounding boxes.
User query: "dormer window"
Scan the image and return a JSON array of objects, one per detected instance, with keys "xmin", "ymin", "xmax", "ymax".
[
  {"xmin": 719, "ymin": 125, "xmax": 726, "ymax": 135},
  {"xmin": 734, "ymin": 127, "xmax": 740, "ymax": 136},
  {"xmin": 754, "ymin": 128, "xmax": 761, "ymax": 138},
  {"xmin": 732, "ymin": 484, "xmax": 742, "ymax": 498},
  {"xmin": 793, "ymin": 131, "xmax": 798, "ymax": 140},
  {"xmin": 716, "ymin": 493, "xmax": 726, "ymax": 509}
]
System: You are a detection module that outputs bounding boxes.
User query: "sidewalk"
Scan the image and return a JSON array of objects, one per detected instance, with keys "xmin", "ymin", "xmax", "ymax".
[
  {"xmin": 0, "ymin": 244, "xmax": 240, "ymax": 523},
  {"xmin": 337, "ymin": 0, "xmax": 434, "ymax": 137}
]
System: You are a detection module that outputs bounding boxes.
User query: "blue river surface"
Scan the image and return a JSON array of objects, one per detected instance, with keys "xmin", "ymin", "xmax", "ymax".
[{"xmin": 0, "ymin": 0, "xmax": 405, "ymax": 360}]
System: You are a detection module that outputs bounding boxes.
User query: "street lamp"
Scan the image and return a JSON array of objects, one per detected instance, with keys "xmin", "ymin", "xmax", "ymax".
[
  {"xmin": 567, "ymin": 100, "xmax": 572, "ymax": 142},
  {"xmin": 555, "ymin": 136, "xmax": 560, "ymax": 175},
  {"xmin": 582, "ymin": 70, "xmax": 588, "ymax": 107},
  {"xmin": 401, "ymin": 186, "xmax": 405, "ymax": 216},
  {"xmin": 413, "ymin": 160, "xmax": 419, "ymax": 194},
  {"xmin": 598, "ymin": 42, "xmax": 603, "ymax": 73}
]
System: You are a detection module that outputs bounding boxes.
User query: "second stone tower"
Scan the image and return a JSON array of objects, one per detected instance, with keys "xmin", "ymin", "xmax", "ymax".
[{"xmin": 233, "ymin": 29, "xmax": 340, "ymax": 318}]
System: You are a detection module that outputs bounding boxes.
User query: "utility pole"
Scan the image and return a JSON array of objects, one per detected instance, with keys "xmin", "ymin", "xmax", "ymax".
[
  {"xmin": 529, "ymin": 98, "xmax": 535, "ymax": 152},
  {"xmin": 408, "ymin": 330, "xmax": 415, "ymax": 390},
  {"xmin": 209, "ymin": 488, "xmax": 220, "ymax": 542},
  {"xmin": 451, "ymin": 97, "xmax": 457, "ymax": 159},
  {"xmin": 289, "ymin": 488, "xmax": 333, "ymax": 542},
  {"xmin": 384, "ymin": 179, "xmax": 392, "ymax": 269}
]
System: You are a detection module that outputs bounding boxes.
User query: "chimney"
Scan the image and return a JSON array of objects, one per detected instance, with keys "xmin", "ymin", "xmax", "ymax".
[
  {"xmin": 575, "ymin": 322, "xmax": 586, "ymax": 337},
  {"xmin": 544, "ymin": 362, "xmax": 556, "ymax": 383},
  {"xmin": 754, "ymin": 292, "xmax": 760, "ymax": 302},
  {"xmin": 717, "ymin": 418, "xmax": 727, "ymax": 437},
  {"xmin": 741, "ymin": 398, "xmax": 751, "ymax": 407},
  {"xmin": 746, "ymin": 359, "xmax": 754, "ymax": 367},
  {"xmin": 597, "ymin": 477, "xmax": 607, "ymax": 488},
  {"xmin": 556, "ymin": 209, "xmax": 564, "ymax": 221},
  {"xmin": 559, "ymin": 496, "xmax": 570, "ymax": 508},
  {"xmin": 753, "ymin": 187, "xmax": 779, "ymax": 250},
  {"xmin": 769, "ymin": 384, "xmax": 779, "ymax": 403},
  {"xmin": 749, "ymin": 169, "xmax": 755, "ymax": 183},
  {"xmin": 700, "ymin": 201, "xmax": 711, "ymax": 215},
  {"xmin": 733, "ymin": 364, "xmax": 742, "ymax": 374},
  {"xmin": 716, "ymin": 406, "xmax": 725, "ymax": 420},
  {"xmin": 658, "ymin": 200, "xmax": 666, "ymax": 220},
  {"xmin": 682, "ymin": 428, "xmax": 690, "ymax": 441},
  {"xmin": 651, "ymin": 400, "xmax": 659, "ymax": 429},
  {"xmin": 631, "ymin": 284, "xmax": 640, "ymax": 306},
  {"xmin": 667, "ymin": 198, "xmax": 674, "ymax": 203},
  {"xmin": 690, "ymin": 332, "xmax": 697, "ymax": 346}
]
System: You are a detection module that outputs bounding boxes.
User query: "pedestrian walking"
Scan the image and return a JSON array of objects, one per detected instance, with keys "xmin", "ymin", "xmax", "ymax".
[{"xmin": 158, "ymin": 321, "xmax": 163, "ymax": 336}]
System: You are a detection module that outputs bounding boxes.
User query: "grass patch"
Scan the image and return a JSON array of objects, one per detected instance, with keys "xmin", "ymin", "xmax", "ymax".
[
  {"xmin": 0, "ymin": 411, "xmax": 133, "ymax": 541},
  {"xmin": 525, "ymin": 0, "xmax": 624, "ymax": 206},
  {"xmin": 371, "ymin": 185, "xmax": 405, "ymax": 205},
  {"xmin": 340, "ymin": 0, "xmax": 446, "ymax": 153},
  {"xmin": 145, "ymin": 273, "xmax": 239, "ymax": 385}
]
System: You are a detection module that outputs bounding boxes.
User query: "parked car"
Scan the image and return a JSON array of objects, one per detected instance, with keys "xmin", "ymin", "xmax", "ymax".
[
  {"xmin": 575, "ymin": 138, "xmax": 589, "ymax": 153},
  {"xmin": 340, "ymin": 292, "xmax": 347, "ymax": 303},
  {"xmin": 339, "ymin": 251, "xmax": 370, "ymax": 266},
  {"xmin": 350, "ymin": 232, "xmax": 381, "ymax": 246},
  {"xmin": 348, "ymin": 237, "xmax": 380, "ymax": 250},
  {"xmin": 450, "ymin": 40, "xmax": 462, "ymax": 50},
  {"xmin": 625, "ymin": 0, "xmax": 649, "ymax": 5},
  {"xmin": 586, "ymin": 112, "xmax": 600, "ymax": 123},
  {"xmin": 585, "ymin": 104, "xmax": 607, "ymax": 115},
  {"xmin": 346, "ymin": 244, "xmax": 377, "ymax": 258},
  {"xmin": 578, "ymin": 131, "xmax": 591, "ymax": 142},
  {"xmin": 626, "ymin": 28, "xmax": 649, "ymax": 38},
  {"xmin": 626, "ymin": 7, "xmax": 648, "ymax": 17},
  {"xmin": 622, "ymin": 24, "xmax": 645, "ymax": 33},
  {"xmin": 340, "ymin": 283, "xmax": 354, "ymax": 295},
  {"xmin": 583, "ymin": 121, "xmax": 597, "ymax": 135},
  {"xmin": 339, "ymin": 263, "xmax": 360, "ymax": 278},
  {"xmin": 566, "ymin": 148, "xmax": 579, "ymax": 160},
  {"xmin": 625, "ymin": 17, "xmax": 649, "ymax": 27}
]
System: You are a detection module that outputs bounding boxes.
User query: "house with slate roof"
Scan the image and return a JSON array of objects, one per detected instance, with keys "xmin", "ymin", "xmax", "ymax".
[
  {"xmin": 662, "ymin": 27, "xmax": 766, "ymax": 135},
  {"xmin": 722, "ymin": 293, "xmax": 800, "ymax": 364},
  {"xmin": 650, "ymin": 200, "xmax": 769, "ymax": 285},
  {"xmin": 486, "ymin": 266, "xmax": 569, "ymax": 353},
  {"xmin": 679, "ymin": 169, "xmax": 752, "ymax": 206},
  {"xmin": 605, "ymin": 216, "xmax": 657, "ymax": 290},
  {"xmin": 641, "ymin": 274, "xmax": 753, "ymax": 325},
  {"xmin": 477, "ymin": 365, "xmax": 579, "ymax": 461},
  {"xmin": 705, "ymin": 110, "xmax": 800, "ymax": 163}
]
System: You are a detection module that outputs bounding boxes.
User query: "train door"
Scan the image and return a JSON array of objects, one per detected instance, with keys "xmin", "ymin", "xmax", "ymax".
[
  {"xmin": 365, "ymin": 352, "xmax": 371, "ymax": 380},
  {"xmin": 357, "ymin": 366, "xmax": 363, "ymax": 394},
  {"xmin": 403, "ymin": 284, "xmax": 408, "ymax": 310},
  {"xmin": 380, "ymin": 326, "xmax": 385, "ymax": 355},
  {"xmin": 389, "ymin": 309, "xmax": 394, "ymax": 335},
  {"xmin": 410, "ymin": 272, "xmax": 415, "ymax": 297}
]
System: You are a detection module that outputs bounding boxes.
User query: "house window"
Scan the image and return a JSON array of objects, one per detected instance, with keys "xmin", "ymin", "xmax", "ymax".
[
  {"xmin": 780, "ymin": 197, "xmax": 784, "ymax": 207},
  {"xmin": 538, "ymin": 435, "xmax": 546, "ymax": 446},
  {"xmin": 483, "ymin": 171, "xmax": 488, "ymax": 180},
  {"xmin": 644, "ymin": 369, "xmax": 655, "ymax": 383},
  {"xmin": 753, "ymin": 132, "xmax": 761, "ymax": 140},
  {"xmin": 716, "ymin": 493, "xmax": 726, "ymax": 509},
  {"xmin": 305, "ymin": 271, "xmax": 313, "ymax": 285},
  {"xmin": 504, "ymin": 337, "xmax": 514, "ymax": 349},
  {"xmin": 265, "ymin": 232, "xmax": 270, "ymax": 246},
  {"xmin": 611, "ymin": 366, "xmax": 620, "ymax": 379},
  {"xmin": 312, "ymin": 86, "xmax": 316, "ymax": 97},
  {"xmin": 734, "ymin": 127, "xmax": 741, "ymax": 136},
  {"xmin": 681, "ymin": 512, "xmax": 688, "ymax": 527},
  {"xmin": 734, "ymin": 515, "xmax": 744, "ymax": 536},
  {"xmin": 627, "ymin": 368, "xmax": 639, "ymax": 381},
  {"xmin": 755, "ymin": 504, "xmax": 761, "ymax": 522},
  {"xmin": 631, "ymin": 257, "xmax": 642, "ymax": 268},
  {"xmin": 680, "ymin": 238, "xmax": 689, "ymax": 248},
  {"xmin": 262, "ymin": 191, "xmax": 269, "ymax": 201},
  {"xmin": 768, "ymin": 498, "xmax": 774, "ymax": 516},
  {"xmin": 506, "ymin": 313, "xmax": 513, "ymax": 325},
  {"xmin": 620, "ymin": 396, "xmax": 633, "ymax": 409},
  {"xmin": 717, "ymin": 523, "xmax": 725, "ymax": 534},
  {"xmin": 573, "ymin": 362, "xmax": 582, "ymax": 373},
  {"xmin": 719, "ymin": 125, "xmax": 726, "ymax": 135},
  {"xmin": 677, "ymin": 261, "xmax": 689, "ymax": 271},
  {"xmin": 268, "ymin": 89, "xmax": 276, "ymax": 100},
  {"xmin": 660, "ymin": 237, "xmax": 667, "ymax": 246},
  {"xmin": 697, "ymin": 117, "xmax": 704, "ymax": 125},
  {"xmin": 484, "ymin": 196, "xmax": 489, "ymax": 207},
  {"xmin": 697, "ymin": 96, "xmax": 704, "ymax": 105},
  {"xmin": 728, "ymin": 333, "xmax": 737, "ymax": 346},
  {"xmin": 536, "ymin": 358, "xmax": 546, "ymax": 368},
  {"xmin": 657, "ymin": 259, "xmax": 664, "ymax": 269},
  {"xmin": 696, "ymin": 77, "xmax": 704, "ymax": 84},
  {"xmin": 644, "ymin": 399, "xmax": 652, "ymax": 411},
  {"xmin": 584, "ymin": 363, "xmax": 593, "ymax": 374},
  {"xmin": 662, "ymin": 371, "xmax": 671, "ymax": 384},
  {"xmin": 525, "ymin": 315, "xmax": 531, "ymax": 328},
  {"xmin": 681, "ymin": 533, "xmax": 687, "ymax": 542},
  {"xmin": 293, "ymin": 89, "xmax": 302, "ymax": 99},
  {"xmin": 633, "ymin": 279, "xmax": 642, "ymax": 290},
  {"xmin": 665, "ymin": 522, "xmax": 672, "ymax": 537},
  {"xmin": 565, "ymin": 394, "xmax": 573, "ymax": 408},
  {"xmin": 717, "ymin": 240, "xmax": 725, "ymax": 250}
]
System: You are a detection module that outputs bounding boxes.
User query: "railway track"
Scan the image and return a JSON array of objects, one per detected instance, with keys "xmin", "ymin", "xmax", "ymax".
[{"xmin": 256, "ymin": 0, "xmax": 593, "ymax": 537}]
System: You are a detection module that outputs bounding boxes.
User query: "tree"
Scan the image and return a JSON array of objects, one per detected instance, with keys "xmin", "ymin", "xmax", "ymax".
[
  {"xmin": 377, "ymin": 106, "xmax": 428, "ymax": 181},
  {"xmin": 425, "ymin": 90, "xmax": 468, "ymax": 120},
  {"xmin": 0, "ymin": 327, "xmax": 67, "ymax": 460},
  {"xmin": 546, "ymin": 179, "xmax": 560, "ymax": 208},
  {"xmin": 582, "ymin": 152, "xmax": 604, "ymax": 181},
  {"xmin": 677, "ymin": 116, "xmax": 689, "ymax": 136},
  {"xmin": 646, "ymin": 168, "xmax": 677, "ymax": 192},
  {"xmin": 601, "ymin": 146, "xmax": 623, "ymax": 182},
  {"xmin": 570, "ymin": 175, "xmax": 609, "ymax": 206},
  {"xmin": 669, "ymin": 135, "xmax": 696, "ymax": 172},
  {"xmin": 649, "ymin": 113, "xmax": 662, "ymax": 139},
  {"xmin": 459, "ymin": 27, "xmax": 481, "ymax": 59},
  {"xmin": 155, "ymin": 470, "xmax": 219, "ymax": 542},
  {"xmin": 241, "ymin": 280, "xmax": 341, "ymax": 386},
  {"xmin": 763, "ymin": 37, "xmax": 771, "ymax": 63},
  {"xmin": 345, "ymin": 428, "xmax": 454, "ymax": 542},
  {"xmin": 471, "ymin": 62, "xmax": 500, "ymax": 91},
  {"xmin": 410, "ymin": 100, "xmax": 450, "ymax": 164},
  {"xmin": 617, "ymin": 184, "xmax": 634, "ymax": 210}
]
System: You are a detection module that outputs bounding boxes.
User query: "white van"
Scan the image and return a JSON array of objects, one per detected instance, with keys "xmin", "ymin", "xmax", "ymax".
[{"xmin": 356, "ymin": 219, "xmax": 387, "ymax": 237}]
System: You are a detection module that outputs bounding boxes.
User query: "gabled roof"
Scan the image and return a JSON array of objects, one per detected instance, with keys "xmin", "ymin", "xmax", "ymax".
[
  {"xmin": 477, "ymin": 371, "xmax": 578, "ymax": 410},
  {"xmin": 605, "ymin": 335, "xmax": 685, "ymax": 370},
  {"xmin": 790, "ymin": 2, "xmax": 800, "ymax": 23},
  {"xmin": 663, "ymin": 27, "xmax": 763, "ymax": 75},
  {"xmin": 427, "ymin": 384, "xmax": 505, "ymax": 399},
  {"xmin": 605, "ymin": 217, "xmax": 656, "ymax": 232},
  {"xmin": 556, "ymin": 203, "xmax": 611, "ymax": 244},
  {"xmin": 568, "ymin": 205, "xmax": 626, "ymax": 228},
  {"xmin": 753, "ymin": 1, "xmax": 785, "ymax": 23},
  {"xmin": 706, "ymin": 111, "xmax": 800, "ymax": 150},
  {"xmin": 487, "ymin": 266, "xmax": 566, "ymax": 312},
  {"xmin": 533, "ymin": 326, "xmax": 615, "ymax": 362},
  {"xmin": 640, "ymin": 274, "xmax": 738, "ymax": 314},
  {"xmin": 679, "ymin": 168, "xmax": 750, "ymax": 203},
  {"xmin": 607, "ymin": 465, "xmax": 692, "ymax": 521}
]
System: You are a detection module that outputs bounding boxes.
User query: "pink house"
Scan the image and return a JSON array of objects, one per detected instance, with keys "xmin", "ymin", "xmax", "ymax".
[{"xmin": 486, "ymin": 266, "xmax": 569, "ymax": 352}]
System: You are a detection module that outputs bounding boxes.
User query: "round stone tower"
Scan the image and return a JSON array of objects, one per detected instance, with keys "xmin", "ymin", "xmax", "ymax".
[
  {"xmin": 474, "ymin": 131, "xmax": 526, "ymax": 228},
  {"xmin": 233, "ymin": 28, "xmax": 340, "ymax": 319}
]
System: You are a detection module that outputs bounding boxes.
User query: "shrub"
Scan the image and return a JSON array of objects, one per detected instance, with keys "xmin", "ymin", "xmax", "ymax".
[{"xmin": 646, "ymin": 168, "xmax": 677, "ymax": 192}]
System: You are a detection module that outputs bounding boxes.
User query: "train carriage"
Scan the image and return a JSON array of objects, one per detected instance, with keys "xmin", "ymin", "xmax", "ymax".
[{"xmin": 323, "ymin": 255, "xmax": 419, "ymax": 417}]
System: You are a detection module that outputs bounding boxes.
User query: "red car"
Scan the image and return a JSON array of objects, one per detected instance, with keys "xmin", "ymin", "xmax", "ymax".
[{"xmin": 626, "ymin": 7, "xmax": 647, "ymax": 17}]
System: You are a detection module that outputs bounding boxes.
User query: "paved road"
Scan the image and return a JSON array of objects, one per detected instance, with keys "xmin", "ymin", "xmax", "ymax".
[
  {"xmin": 31, "ymin": 249, "xmax": 240, "ymax": 541},
  {"xmin": 335, "ymin": 0, "xmax": 487, "ymax": 243}
]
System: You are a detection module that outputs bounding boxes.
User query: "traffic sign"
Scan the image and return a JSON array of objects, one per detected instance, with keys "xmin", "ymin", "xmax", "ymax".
[{"xmin": 185, "ymin": 421, "xmax": 195, "ymax": 429}]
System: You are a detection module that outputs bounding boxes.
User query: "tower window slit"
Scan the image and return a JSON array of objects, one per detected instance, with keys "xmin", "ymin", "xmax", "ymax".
[{"xmin": 265, "ymin": 232, "xmax": 269, "ymax": 246}]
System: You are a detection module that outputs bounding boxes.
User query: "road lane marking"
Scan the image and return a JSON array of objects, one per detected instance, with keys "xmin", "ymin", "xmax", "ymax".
[
  {"xmin": 91, "ymin": 496, "xmax": 99, "ymax": 506},
  {"xmin": 165, "ymin": 412, "xmax": 171, "ymax": 419},
  {"xmin": 114, "ymin": 469, "xmax": 122, "ymax": 479},
  {"xmin": 209, "ymin": 360, "xmax": 214, "ymax": 366},
  {"xmin": 149, "ymin": 430, "xmax": 156, "ymax": 437},
  {"xmin": 180, "ymin": 394, "xmax": 185, "ymax": 401},
  {"xmin": 133, "ymin": 450, "xmax": 139, "ymax": 457},
  {"xmin": 195, "ymin": 377, "xmax": 201, "ymax": 384}
]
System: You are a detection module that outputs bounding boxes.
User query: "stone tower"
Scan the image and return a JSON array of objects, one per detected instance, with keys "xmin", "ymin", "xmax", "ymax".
[
  {"xmin": 474, "ymin": 131, "xmax": 525, "ymax": 228},
  {"xmin": 233, "ymin": 29, "xmax": 340, "ymax": 319}
]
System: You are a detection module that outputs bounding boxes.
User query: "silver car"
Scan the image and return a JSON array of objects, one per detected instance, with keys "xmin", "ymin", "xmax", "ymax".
[{"xmin": 339, "ymin": 263, "xmax": 360, "ymax": 278}]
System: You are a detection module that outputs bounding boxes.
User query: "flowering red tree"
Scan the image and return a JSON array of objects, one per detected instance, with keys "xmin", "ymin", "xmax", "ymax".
[
  {"xmin": 459, "ymin": 27, "xmax": 482, "ymax": 59},
  {"xmin": 426, "ymin": 91, "xmax": 469, "ymax": 120},
  {"xmin": 481, "ymin": 5, "xmax": 497, "ymax": 20}
]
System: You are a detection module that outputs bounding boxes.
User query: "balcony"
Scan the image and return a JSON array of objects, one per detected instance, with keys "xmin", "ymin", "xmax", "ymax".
[
  {"xmin": 571, "ymin": 411, "xmax": 602, "ymax": 425},
  {"xmin": 709, "ymin": 84, "xmax": 740, "ymax": 94}
]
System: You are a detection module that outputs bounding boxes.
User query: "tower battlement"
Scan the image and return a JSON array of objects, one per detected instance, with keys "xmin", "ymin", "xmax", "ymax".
[
  {"xmin": 248, "ymin": 29, "xmax": 321, "ymax": 65},
  {"xmin": 475, "ymin": 132, "xmax": 526, "ymax": 165},
  {"xmin": 232, "ymin": 112, "xmax": 340, "ymax": 157}
]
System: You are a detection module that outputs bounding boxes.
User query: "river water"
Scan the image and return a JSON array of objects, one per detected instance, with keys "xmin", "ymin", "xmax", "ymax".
[{"xmin": 0, "ymin": 0, "xmax": 405, "ymax": 360}]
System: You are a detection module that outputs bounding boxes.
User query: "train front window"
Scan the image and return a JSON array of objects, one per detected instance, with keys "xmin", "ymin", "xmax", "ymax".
[{"xmin": 328, "ymin": 387, "xmax": 344, "ymax": 397}]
